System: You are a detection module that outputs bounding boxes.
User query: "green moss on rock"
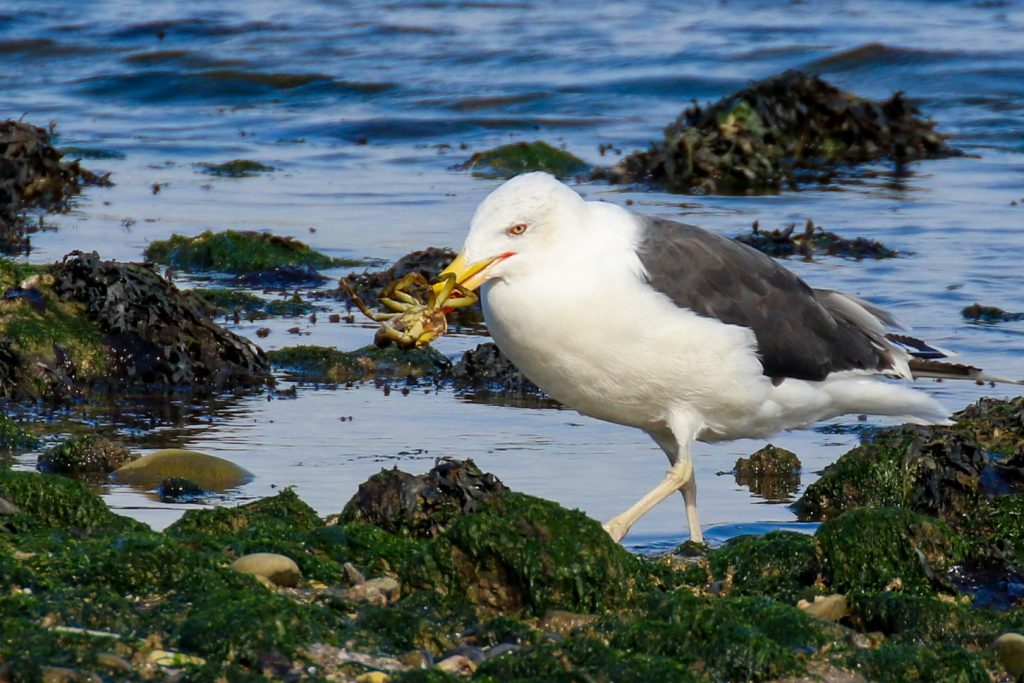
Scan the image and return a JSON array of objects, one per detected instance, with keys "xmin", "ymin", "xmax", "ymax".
[
  {"xmin": 815, "ymin": 508, "xmax": 964, "ymax": 594},
  {"xmin": 191, "ymin": 287, "xmax": 317, "ymax": 320},
  {"xmin": 268, "ymin": 344, "xmax": 451, "ymax": 383},
  {"xmin": 0, "ymin": 412, "xmax": 40, "ymax": 450},
  {"xmin": 0, "ymin": 469, "xmax": 124, "ymax": 531},
  {"xmin": 145, "ymin": 229, "xmax": 355, "ymax": 274},
  {"xmin": 414, "ymin": 493, "xmax": 646, "ymax": 615},
  {"xmin": 709, "ymin": 531, "xmax": 820, "ymax": 602},
  {"xmin": 847, "ymin": 642, "xmax": 989, "ymax": 683},
  {"xmin": 169, "ymin": 488, "xmax": 321, "ymax": 537},
  {"xmin": 477, "ymin": 636, "xmax": 705, "ymax": 682},
  {"xmin": 610, "ymin": 591, "xmax": 831, "ymax": 682},
  {"xmin": 461, "ymin": 141, "xmax": 590, "ymax": 179}
]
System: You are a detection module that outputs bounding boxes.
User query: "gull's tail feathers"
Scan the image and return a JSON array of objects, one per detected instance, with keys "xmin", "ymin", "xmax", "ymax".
[{"xmin": 908, "ymin": 358, "xmax": 1024, "ymax": 386}]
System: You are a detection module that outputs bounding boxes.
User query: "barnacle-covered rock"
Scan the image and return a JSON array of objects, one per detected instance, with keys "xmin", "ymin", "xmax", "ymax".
[{"xmin": 610, "ymin": 70, "xmax": 957, "ymax": 194}]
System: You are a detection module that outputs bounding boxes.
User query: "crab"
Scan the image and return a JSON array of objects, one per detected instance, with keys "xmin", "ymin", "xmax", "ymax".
[{"xmin": 340, "ymin": 272, "xmax": 478, "ymax": 349}]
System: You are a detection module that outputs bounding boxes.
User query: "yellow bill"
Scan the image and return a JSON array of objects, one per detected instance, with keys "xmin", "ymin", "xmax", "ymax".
[{"xmin": 432, "ymin": 250, "xmax": 510, "ymax": 296}]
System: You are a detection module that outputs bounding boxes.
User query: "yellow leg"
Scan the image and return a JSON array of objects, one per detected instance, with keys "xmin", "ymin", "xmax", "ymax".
[{"xmin": 602, "ymin": 416, "xmax": 704, "ymax": 544}]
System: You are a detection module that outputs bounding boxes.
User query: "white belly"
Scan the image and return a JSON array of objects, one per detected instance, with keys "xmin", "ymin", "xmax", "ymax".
[{"xmin": 480, "ymin": 264, "xmax": 774, "ymax": 436}]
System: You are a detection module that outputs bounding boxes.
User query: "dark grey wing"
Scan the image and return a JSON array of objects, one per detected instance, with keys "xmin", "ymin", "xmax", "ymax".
[{"xmin": 635, "ymin": 215, "xmax": 895, "ymax": 381}]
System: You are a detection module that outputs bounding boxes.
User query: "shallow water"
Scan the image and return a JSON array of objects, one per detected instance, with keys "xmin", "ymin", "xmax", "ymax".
[{"xmin": 2, "ymin": 0, "xmax": 1023, "ymax": 550}]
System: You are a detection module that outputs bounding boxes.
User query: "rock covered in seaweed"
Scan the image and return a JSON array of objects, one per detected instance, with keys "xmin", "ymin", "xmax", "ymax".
[
  {"xmin": 460, "ymin": 140, "xmax": 590, "ymax": 179},
  {"xmin": 609, "ymin": 70, "xmax": 958, "ymax": 194},
  {"xmin": 37, "ymin": 434, "xmax": 134, "ymax": 477},
  {"xmin": 0, "ymin": 120, "xmax": 110, "ymax": 254},
  {"xmin": 340, "ymin": 458, "xmax": 509, "ymax": 539},
  {"xmin": 451, "ymin": 342, "xmax": 547, "ymax": 402},
  {"xmin": 144, "ymin": 229, "xmax": 359, "ymax": 276},
  {"xmin": 49, "ymin": 250, "xmax": 272, "ymax": 394}
]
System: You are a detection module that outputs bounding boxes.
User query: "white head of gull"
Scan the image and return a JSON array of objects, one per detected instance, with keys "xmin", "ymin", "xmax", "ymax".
[{"xmin": 438, "ymin": 171, "xmax": 1018, "ymax": 544}]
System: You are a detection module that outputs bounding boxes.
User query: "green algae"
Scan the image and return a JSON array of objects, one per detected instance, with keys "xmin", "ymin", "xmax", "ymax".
[
  {"xmin": 794, "ymin": 430, "xmax": 918, "ymax": 520},
  {"xmin": 416, "ymin": 493, "xmax": 647, "ymax": 615},
  {"xmin": 815, "ymin": 507, "xmax": 965, "ymax": 594},
  {"xmin": 609, "ymin": 591, "xmax": 831, "ymax": 682},
  {"xmin": 191, "ymin": 287, "xmax": 317, "ymax": 319},
  {"xmin": 847, "ymin": 642, "xmax": 990, "ymax": 683},
  {"xmin": 268, "ymin": 344, "xmax": 451, "ymax": 383},
  {"xmin": 477, "ymin": 636, "xmax": 705, "ymax": 682},
  {"xmin": 0, "ymin": 469, "xmax": 124, "ymax": 531},
  {"xmin": 196, "ymin": 159, "xmax": 276, "ymax": 177},
  {"xmin": 145, "ymin": 229, "xmax": 359, "ymax": 274},
  {"xmin": 708, "ymin": 531, "xmax": 821, "ymax": 603},
  {"xmin": 169, "ymin": 488, "xmax": 321, "ymax": 537},
  {"xmin": 0, "ymin": 411, "xmax": 40, "ymax": 450},
  {"xmin": 461, "ymin": 141, "xmax": 590, "ymax": 179}
]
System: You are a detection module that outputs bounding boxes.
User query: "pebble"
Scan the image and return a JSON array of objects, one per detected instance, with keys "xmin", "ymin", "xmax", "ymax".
[
  {"xmin": 797, "ymin": 594, "xmax": 848, "ymax": 622},
  {"xmin": 354, "ymin": 673, "xmax": 391, "ymax": 683},
  {"xmin": 436, "ymin": 654, "xmax": 476, "ymax": 676},
  {"xmin": 230, "ymin": 553, "xmax": 301, "ymax": 587},
  {"xmin": 538, "ymin": 609, "xmax": 599, "ymax": 636},
  {"xmin": 347, "ymin": 576, "xmax": 400, "ymax": 604},
  {"xmin": 485, "ymin": 642, "xmax": 520, "ymax": 659},
  {"xmin": 95, "ymin": 653, "xmax": 133, "ymax": 673},
  {"xmin": 41, "ymin": 667, "xmax": 101, "ymax": 683},
  {"xmin": 442, "ymin": 645, "xmax": 487, "ymax": 666},
  {"xmin": 994, "ymin": 632, "xmax": 1024, "ymax": 677},
  {"xmin": 343, "ymin": 561, "xmax": 366, "ymax": 585},
  {"xmin": 398, "ymin": 650, "xmax": 433, "ymax": 669}
]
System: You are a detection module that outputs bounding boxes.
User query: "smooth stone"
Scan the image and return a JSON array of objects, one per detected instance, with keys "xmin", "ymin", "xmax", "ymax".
[
  {"xmin": 797, "ymin": 594, "xmax": 848, "ymax": 622},
  {"xmin": 347, "ymin": 576, "xmax": 400, "ymax": 604},
  {"xmin": 539, "ymin": 609, "xmax": 599, "ymax": 636},
  {"xmin": 343, "ymin": 561, "xmax": 366, "ymax": 585},
  {"xmin": 398, "ymin": 650, "xmax": 433, "ymax": 669},
  {"xmin": 354, "ymin": 673, "xmax": 391, "ymax": 683},
  {"xmin": 231, "ymin": 553, "xmax": 301, "ymax": 587},
  {"xmin": 994, "ymin": 632, "xmax": 1024, "ymax": 677},
  {"xmin": 0, "ymin": 496, "xmax": 20, "ymax": 515},
  {"xmin": 112, "ymin": 449, "xmax": 252, "ymax": 491},
  {"xmin": 436, "ymin": 654, "xmax": 476, "ymax": 676},
  {"xmin": 441, "ymin": 645, "xmax": 486, "ymax": 666},
  {"xmin": 485, "ymin": 642, "xmax": 520, "ymax": 659}
]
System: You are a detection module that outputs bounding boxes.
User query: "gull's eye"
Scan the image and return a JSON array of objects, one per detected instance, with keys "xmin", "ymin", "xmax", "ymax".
[{"xmin": 508, "ymin": 222, "xmax": 528, "ymax": 236}]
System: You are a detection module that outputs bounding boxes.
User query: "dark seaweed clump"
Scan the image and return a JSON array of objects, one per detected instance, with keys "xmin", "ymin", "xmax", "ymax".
[
  {"xmin": 450, "ymin": 341, "xmax": 549, "ymax": 405},
  {"xmin": 340, "ymin": 458, "xmax": 509, "ymax": 539},
  {"xmin": 610, "ymin": 70, "xmax": 957, "ymax": 194},
  {"xmin": 0, "ymin": 120, "xmax": 110, "ymax": 254},
  {"xmin": 51, "ymin": 250, "xmax": 272, "ymax": 393},
  {"xmin": 734, "ymin": 219, "xmax": 898, "ymax": 259},
  {"xmin": 962, "ymin": 303, "xmax": 1024, "ymax": 323}
]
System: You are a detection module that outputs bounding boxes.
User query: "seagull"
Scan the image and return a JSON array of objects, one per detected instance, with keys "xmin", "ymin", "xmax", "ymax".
[{"xmin": 437, "ymin": 172, "xmax": 1016, "ymax": 544}]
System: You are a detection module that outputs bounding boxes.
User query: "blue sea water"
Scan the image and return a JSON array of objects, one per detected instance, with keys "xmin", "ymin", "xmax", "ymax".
[{"xmin": 1, "ymin": 0, "xmax": 1023, "ymax": 548}]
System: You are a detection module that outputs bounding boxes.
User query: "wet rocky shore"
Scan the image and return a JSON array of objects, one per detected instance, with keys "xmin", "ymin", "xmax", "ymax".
[{"xmin": 1, "ymin": 62, "xmax": 1022, "ymax": 680}]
